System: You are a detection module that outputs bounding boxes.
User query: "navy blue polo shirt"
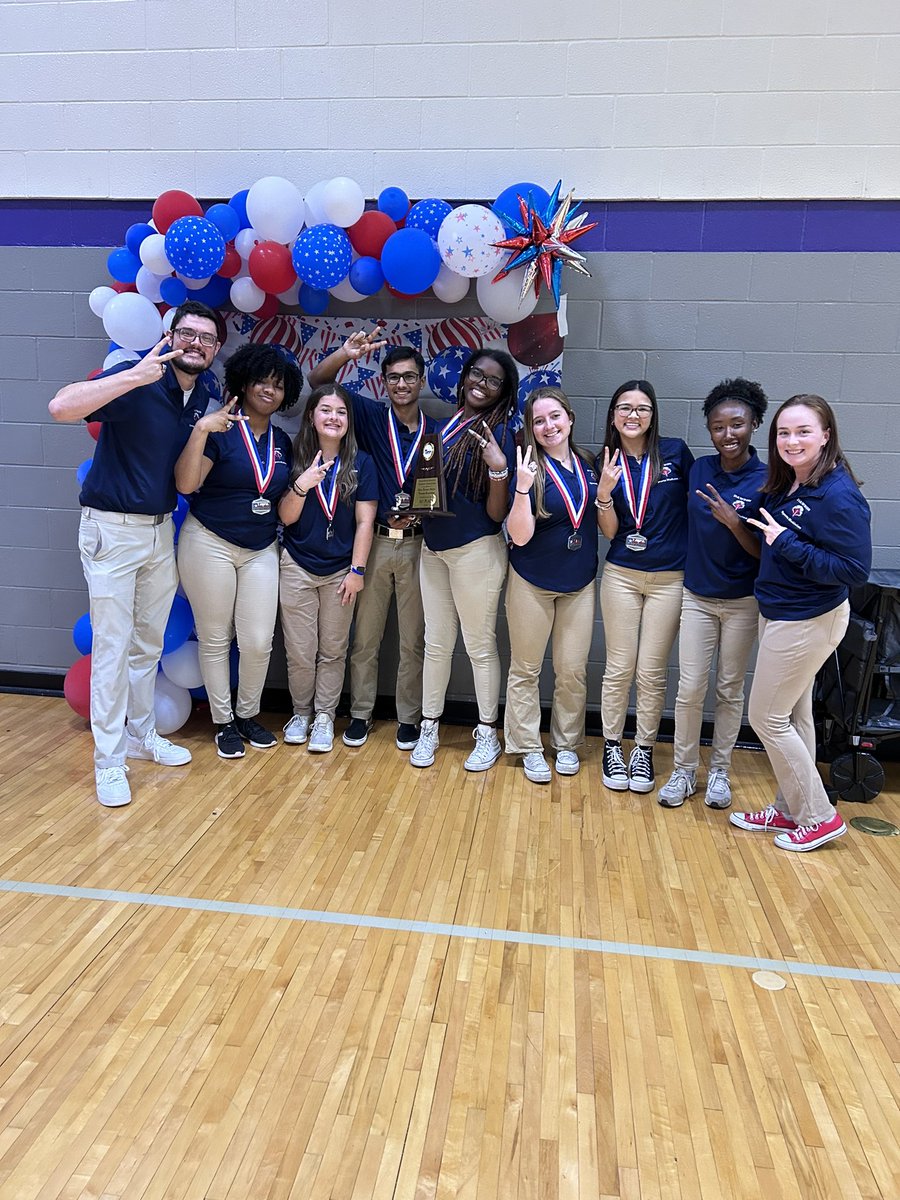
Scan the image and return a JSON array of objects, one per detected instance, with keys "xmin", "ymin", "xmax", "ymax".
[
  {"xmin": 684, "ymin": 449, "xmax": 767, "ymax": 599},
  {"xmin": 81, "ymin": 361, "xmax": 209, "ymax": 516},
  {"xmin": 188, "ymin": 421, "xmax": 293, "ymax": 551},
  {"xmin": 422, "ymin": 418, "xmax": 517, "ymax": 552},
  {"xmin": 754, "ymin": 464, "xmax": 871, "ymax": 621},
  {"xmin": 509, "ymin": 455, "xmax": 600, "ymax": 593},
  {"xmin": 603, "ymin": 437, "xmax": 693, "ymax": 573},
  {"xmin": 282, "ymin": 451, "xmax": 378, "ymax": 576},
  {"xmin": 350, "ymin": 394, "xmax": 440, "ymax": 525}
]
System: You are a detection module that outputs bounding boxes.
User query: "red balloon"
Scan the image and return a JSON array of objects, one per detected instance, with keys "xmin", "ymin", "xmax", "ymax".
[
  {"xmin": 85, "ymin": 369, "xmax": 102, "ymax": 380},
  {"xmin": 111, "ymin": 281, "xmax": 137, "ymax": 293},
  {"xmin": 248, "ymin": 241, "xmax": 297, "ymax": 294},
  {"xmin": 253, "ymin": 292, "xmax": 280, "ymax": 319},
  {"xmin": 219, "ymin": 245, "xmax": 242, "ymax": 279},
  {"xmin": 86, "ymin": 420, "xmax": 102, "ymax": 440},
  {"xmin": 506, "ymin": 312, "xmax": 565, "ymax": 368},
  {"xmin": 386, "ymin": 283, "xmax": 423, "ymax": 300},
  {"xmin": 152, "ymin": 189, "xmax": 202, "ymax": 234},
  {"xmin": 347, "ymin": 210, "xmax": 396, "ymax": 258},
  {"xmin": 64, "ymin": 654, "xmax": 92, "ymax": 721}
]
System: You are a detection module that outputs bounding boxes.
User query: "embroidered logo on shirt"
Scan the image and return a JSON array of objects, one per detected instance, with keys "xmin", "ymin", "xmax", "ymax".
[{"xmin": 274, "ymin": 448, "xmax": 285, "ymax": 463}]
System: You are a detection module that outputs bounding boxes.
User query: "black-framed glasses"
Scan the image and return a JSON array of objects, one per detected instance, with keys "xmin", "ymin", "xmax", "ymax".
[
  {"xmin": 468, "ymin": 366, "xmax": 504, "ymax": 391},
  {"xmin": 614, "ymin": 404, "xmax": 653, "ymax": 417},
  {"xmin": 173, "ymin": 327, "xmax": 218, "ymax": 347},
  {"xmin": 385, "ymin": 371, "xmax": 422, "ymax": 386}
]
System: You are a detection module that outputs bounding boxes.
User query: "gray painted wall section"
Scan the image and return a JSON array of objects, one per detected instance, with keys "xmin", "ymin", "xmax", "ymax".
[{"xmin": 2, "ymin": 247, "xmax": 897, "ymax": 723}]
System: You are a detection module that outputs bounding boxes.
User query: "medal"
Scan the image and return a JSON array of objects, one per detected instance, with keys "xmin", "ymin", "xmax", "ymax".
[
  {"xmin": 237, "ymin": 414, "xmax": 276, "ymax": 516},
  {"xmin": 618, "ymin": 452, "xmax": 653, "ymax": 551},
  {"xmin": 394, "ymin": 491, "xmax": 411, "ymax": 510},
  {"xmin": 545, "ymin": 455, "xmax": 589, "ymax": 552},
  {"xmin": 251, "ymin": 497, "xmax": 271, "ymax": 515},
  {"xmin": 567, "ymin": 531, "xmax": 582, "ymax": 551},
  {"xmin": 625, "ymin": 533, "xmax": 648, "ymax": 552},
  {"xmin": 326, "ymin": 523, "xmax": 334, "ymax": 541},
  {"xmin": 316, "ymin": 457, "xmax": 340, "ymax": 539}
]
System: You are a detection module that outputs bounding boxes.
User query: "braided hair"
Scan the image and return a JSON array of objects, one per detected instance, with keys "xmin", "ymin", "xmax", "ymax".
[{"xmin": 445, "ymin": 349, "xmax": 519, "ymax": 502}]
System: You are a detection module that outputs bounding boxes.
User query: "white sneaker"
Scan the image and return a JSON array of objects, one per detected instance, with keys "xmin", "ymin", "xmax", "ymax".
[
  {"xmin": 464, "ymin": 724, "xmax": 502, "ymax": 772},
  {"xmin": 126, "ymin": 727, "xmax": 192, "ymax": 766},
  {"xmin": 523, "ymin": 751, "xmax": 552, "ymax": 783},
  {"xmin": 95, "ymin": 765, "xmax": 131, "ymax": 808},
  {"xmin": 555, "ymin": 750, "xmax": 580, "ymax": 776},
  {"xmin": 658, "ymin": 767, "xmax": 696, "ymax": 809},
  {"xmin": 705, "ymin": 768, "xmax": 733, "ymax": 809},
  {"xmin": 410, "ymin": 719, "xmax": 439, "ymax": 768},
  {"xmin": 283, "ymin": 714, "xmax": 310, "ymax": 744},
  {"xmin": 307, "ymin": 713, "xmax": 334, "ymax": 753}
]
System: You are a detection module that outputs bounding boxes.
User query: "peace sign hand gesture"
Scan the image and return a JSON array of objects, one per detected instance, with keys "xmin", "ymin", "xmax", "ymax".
[
  {"xmin": 515, "ymin": 444, "xmax": 538, "ymax": 492},
  {"xmin": 469, "ymin": 420, "xmax": 507, "ymax": 473},
  {"xmin": 597, "ymin": 447, "xmax": 622, "ymax": 501},
  {"xmin": 697, "ymin": 483, "xmax": 740, "ymax": 531},
  {"xmin": 196, "ymin": 395, "xmax": 248, "ymax": 436},
  {"xmin": 342, "ymin": 327, "xmax": 387, "ymax": 362},
  {"xmin": 130, "ymin": 334, "xmax": 183, "ymax": 386},
  {"xmin": 296, "ymin": 450, "xmax": 335, "ymax": 495},
  {"xmin": 746, "ymin": 507, "xmax": 786, "ymax": 545}
]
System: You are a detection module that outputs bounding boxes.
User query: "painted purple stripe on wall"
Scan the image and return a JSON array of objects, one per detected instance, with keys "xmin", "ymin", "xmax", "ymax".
[{"xmin": 1, "ymin": 199, "xmax": 900, "ymax": 252}]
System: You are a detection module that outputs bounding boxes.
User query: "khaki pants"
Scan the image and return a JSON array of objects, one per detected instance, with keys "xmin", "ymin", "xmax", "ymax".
[
  {"xmin": 599, "ymin": 562, "xmax": 684, "ymax": 745},
  {"xmin": 672, "ymin": 590, "xmax": 759, "ymax": 772},
  {"xmin": 419, "ymin": 533, "xmax": 507, "ymax": 723},
  {"xmin": 279, "ymin": 553, "xmax": 355, "ymax": 720},
  {"xmin": 78, "ymin": 508, "xmax": 177, "ymax": 769},
  {"xmin": 348, "ymin": 532, "xmax": 424, "ymax": 725},
  {"xmin": 503, "ymin": 567, "xmax": 596, "ymax": 755},
  {"xmin": 177, "ymin": 515, "xmax": 279, "ymax": 726},
  {"xmin": 748, "ymin": 601, "xmax": 849, "ymax": 826}
]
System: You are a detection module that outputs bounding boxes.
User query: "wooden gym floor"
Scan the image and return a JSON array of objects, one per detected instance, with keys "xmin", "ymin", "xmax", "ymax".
[{"xmin": 0, "ymin": 693, "xmax": 897, "ymax": 1199}]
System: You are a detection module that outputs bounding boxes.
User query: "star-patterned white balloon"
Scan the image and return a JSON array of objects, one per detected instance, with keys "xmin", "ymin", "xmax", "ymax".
[
  {"xmin": 436, "ymin": 205, "xmax": 506, "ymax": 279},
  {"xmin": 291, "ymin": 224, "xmax": 353, "ymax": 290},
  {"xmin": 163, "ymin": 216, "xmax": 226, "ymax": 280}
]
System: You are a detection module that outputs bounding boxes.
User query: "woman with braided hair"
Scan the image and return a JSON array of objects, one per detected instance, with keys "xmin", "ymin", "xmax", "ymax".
[{"xmin": 411, "ymin": 349, "xmax": 518, "ymax": 771}]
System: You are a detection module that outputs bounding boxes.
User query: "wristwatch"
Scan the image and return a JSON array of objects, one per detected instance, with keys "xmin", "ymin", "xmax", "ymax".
[{"xmin": 350, "ymin": 564, "xmax": 366, "ymax": 576}]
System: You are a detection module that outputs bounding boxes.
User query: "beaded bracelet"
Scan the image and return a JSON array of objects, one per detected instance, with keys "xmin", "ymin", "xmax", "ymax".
[{"xmin": 488, "ymin": 468, "xmax": 509, "ymax": 480}]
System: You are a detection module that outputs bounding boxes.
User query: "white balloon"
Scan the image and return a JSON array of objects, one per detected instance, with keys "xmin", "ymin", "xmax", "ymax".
[
  {"xmin": 139, "ymin": 232, "xmax": 171, "ymax": 275},
  {"xmin": 437, "ymin": 204, "xmax": 506, "ymax": 278},
  {"xmin": 246, "ymin": 176, "xmax": 305, "ymax": 244},
  {"xmin": 135, "ymin": 266, "xmax": 166, "ymax": 303},
  {"xmin": 230, "ymin": 276, "xmax": 265, "ymax": 313},
  {"xmin": 153, "ymin": 672, "xmax": 193, "ymax": 736},
  {"xmin": 161, "ymin": 639, "xmax": 204, "ymax": 690},
  {"xmin": 89, "ymin": 285, "xmax": 116, "ymax": 317},
  {"xmin": 178, "ymin": 274, "xmax": 211, "ymax": 291},
  {"xmin": 277, "ymin": 285, "xmax": 300, "ymax": 304},
  {"xmin": 432, "ymin": 264, "xmax": 470, "ymax": 304},
  {"xmin": 234, "ymin": 227, "xmax": 261, "ymax": 260},
  {"xmin": 103, "ymin": 348, "xmax": 140, "ymax": 370},
  {"xmin": 161, "ymin": 307, "xmax": 176, "ymax": 332},
  {"xmin": 320, "ymin": 176, "xmax": 365, "ymax": 228},
  {"xmin": 476, "ymin": 267, "xmax": 539, "ymax": 323},
  {"xmin": 303, "ymin": 180, "xmax": 330, "ymax": 227},
  {"xmin": 328, "ymin": 276, "xmax": 366, "ymax": 303},
  {"xmin": 102, "ymin": 292, "xmax": 163, "ymax": 351}
]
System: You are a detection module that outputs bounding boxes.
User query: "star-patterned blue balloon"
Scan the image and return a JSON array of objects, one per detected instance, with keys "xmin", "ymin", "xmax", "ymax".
[
  {"xmin": 406, "ymin": 198, "xmax": 452, "ymax": 239},
  {"xmin": 199, "ymin": 368, "xmax": 223, "ymax": 406},
  {"xmin": 164, "ymin": 216, "xmax": 226, "ymax": 280},
  {"xmin": 517, "ymin": 368, "xmax": 562, "ymax": 410},
  {"xmin": 291, "ymin": 224, "xmax": 352, "ymax": 290},
  {"xmin": 426, "ymin": 345, "xmax": 469, "ymax": 402}
]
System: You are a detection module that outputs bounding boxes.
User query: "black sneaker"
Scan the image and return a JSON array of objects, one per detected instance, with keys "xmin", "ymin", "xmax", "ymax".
[
  {"xmin": 234, "ymin": 715, "xmax": 277, "ymax": 749},
  {"xmin": 628, "ymin": 744, "xmax": 655, "ymax": 793},
  {"xmin": 342, "ymin": 717, "xmax": 372, "ymax": 747},
  {"xmin": 216, "ymin": 722, "xmax": 245, "ymax": 759},
  {"xmin": 601, "ymin": 739, "xmax": 629, "ymax": 790},
  {"xmin": 396, "ymin": 722, "xmax": 420, "ymax": 750}
]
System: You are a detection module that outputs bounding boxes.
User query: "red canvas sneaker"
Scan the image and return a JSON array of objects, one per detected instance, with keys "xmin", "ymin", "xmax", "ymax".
[
  {"xmin": 729, "ymin": 804, "xmax": 798, "ymax": 832},
  {"xmin": 773, "ymin": 811, "xmax": 847, "ymax": 852}
]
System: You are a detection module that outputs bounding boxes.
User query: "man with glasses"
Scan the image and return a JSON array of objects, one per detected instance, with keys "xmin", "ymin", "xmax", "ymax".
[
  {"xmin": 49, "ymin": 301, "xmax": 221, "ymax": 807},
  {"xmin": 309, "ymin": 331, "xmax": 444, "ymax": 750}
]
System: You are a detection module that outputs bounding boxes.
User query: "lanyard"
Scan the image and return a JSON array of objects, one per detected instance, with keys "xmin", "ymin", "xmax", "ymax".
[
  {"xmin": 618, "ymin": 454, "xmax": 652, "ymax": 531},
  {"xmin": 544, "ymin": 456, "xmax": 588, "ymax": 530},
  {"xmin": 388, "ymin": 408, "xmax": 425, "ymax": 487},
  {"xmin": 440, "ymin": 409, "xmax": 478, "ymax": 451},
  {"xmin": 237, "ymin": 415, "xmax": 275, "ymax": 495},
  {"xmin": 315, "ymin": 457, "xmax": 340, "ymax": 523}
]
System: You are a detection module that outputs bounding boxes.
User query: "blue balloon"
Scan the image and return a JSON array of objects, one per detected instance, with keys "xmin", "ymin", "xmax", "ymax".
[
  {"xmin": 107, "ymin": 246, "xmax": 141, "ymax": 284},
  {"xmin": 291, "ymin": 224, "xmax": 352, "ymax": 290},
  {"xmin": 205, "ymin": 202, "xmax": 241, "ymax": 243},
  {"xmin": 381, "ymin": 228, "xmax": 441, "ymax": 295},
  {"xmin": 298, "ymin": 283, "xmax": 329, "ymax": 314},
  {"xmin": 406, "ymin": 198, "xmax": 452, "ymax": 239},
  {"xmin": 76, "ymin": 457, "xmax": 93, "ymax": 486},
  {"xmin": 159, "ymin": 276, "xmax": 187, "ymax": 307},
  {"xmin": 349, "ymin": 256, "xmax": 384, "ymax": 297},
  {"xmin": 517, "ymin": 368, "xmax": 560, "ymax": 411},
  {"xmin": 164, "ymin": 216, "xmax": 226, "ymax": 280},
  {"xmin": 198, "ymin": 368, "xmax": 223, "ymax": 407},
  {"xmin": 163, "ymin": 594, "xmax": 194, "ymax": 655},
  {"xmin": 229, "ymin": 189, "xmax": 251, "ymax": 230},
  {"xmin": 378, "ymin": 187, "xmax": 410, "ymax": 222},
  {"xmin": 73, "ymin": 613, "xmax": 93, "ymax": 655},
  {"xmin": 125, "ymin": 222, "xmax": 155, "ymax": 257},
  {"xmin": 426, "ymin": 346, "xmax": 469, "ymax": 402},
  {"xmin": 191, "ymin": 273, "xmax": 231, "ymax": 307},
  {"xmin": 493, "ymin": 182, "xmax": 552, "ymax": 236},
  {"xmin": 172, "ymin": 494, "xmax": 190, "ymax": 536}
]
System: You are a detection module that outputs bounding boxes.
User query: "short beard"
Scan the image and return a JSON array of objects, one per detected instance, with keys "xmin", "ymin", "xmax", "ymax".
[{"xmin": 173, "ymin": 351, "xmax": 208, "ymax": 377}]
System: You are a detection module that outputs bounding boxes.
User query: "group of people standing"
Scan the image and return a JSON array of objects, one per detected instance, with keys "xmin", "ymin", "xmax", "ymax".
[{"xmin": 50, "ymin": 302, "xmax": 872, "ymax": 855}]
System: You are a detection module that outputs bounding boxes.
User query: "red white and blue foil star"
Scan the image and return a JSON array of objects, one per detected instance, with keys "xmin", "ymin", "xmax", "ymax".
[{"xmin": 491, "ymin": 181, "xmax": 598, "ymax": 309}]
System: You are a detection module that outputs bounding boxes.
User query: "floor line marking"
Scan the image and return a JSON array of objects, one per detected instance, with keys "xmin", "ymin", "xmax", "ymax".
[{"xmin": 1, "ymin": 878, "xmax": 897, "ymax": 987}]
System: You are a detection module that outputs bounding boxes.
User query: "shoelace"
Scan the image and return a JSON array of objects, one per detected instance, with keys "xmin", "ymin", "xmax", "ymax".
[{"xmin": 631, "ymin": 748, "xmax": 652, "ymax": 775}]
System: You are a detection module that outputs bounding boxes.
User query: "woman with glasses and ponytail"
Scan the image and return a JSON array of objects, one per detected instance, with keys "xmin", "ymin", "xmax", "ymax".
[
  {"xmin": 596, "ymin": 380, "xmax": 693, "ymax": 795},
  {"xmin": 411, "ymin": 349, "xmax": 519, "ymax": 772}
]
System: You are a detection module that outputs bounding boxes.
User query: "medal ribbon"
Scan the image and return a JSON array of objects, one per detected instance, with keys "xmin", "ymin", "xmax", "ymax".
[
  {"xmin": 440, "ymin": 409, "xmax": 478, "ymax": 451},
  {"xmin": 388, "ymin": 409, "xmax": 425, "ymax": 487},
  {"xmin": 618, "ymin": 454, "xmax": 652, "ymax": 531},
  {"xmin": 237, "ymin": 413, "xmax": 276, "ymax": 496},
  {"xmin": 315, "ymin": 456, "xmax": 340, "ymax": 523},
  {"xmin": 544, "ymin": 456, "xmax": 588, "ymax": 531}
]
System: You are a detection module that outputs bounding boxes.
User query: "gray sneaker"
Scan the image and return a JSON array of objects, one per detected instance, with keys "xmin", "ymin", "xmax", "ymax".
[
  {"xmin": 523, "ymin": 751, "xmax": 552, "ymax": 783},
  {"xmin": 658, "ymin": 767, "xmax": 697, "ymax": 808},
  {"xmin": 307, "ymin": 713, "xmax": 334, "ymax": 753},
  {"xmin": 705, "ymin": 768, "xmax": 733, "ymax": 809},
  {"xmin": 283, "ymin": 714, "xmax": 310, "ymax": 744},
  {"xmin": 410, "ymin": 718, "xmax": 439, "ymax": 768}
]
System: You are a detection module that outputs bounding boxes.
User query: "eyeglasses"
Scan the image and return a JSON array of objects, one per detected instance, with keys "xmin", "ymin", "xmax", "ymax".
[
  {"xmin": 385, "ymin": 371, "xmax": 422, "ymax": 386},
  {"xmin": 468, "ymin": 366, "xmax": 504, "ymax": 391},
  {"xmin": 614, "ymin": 404, "xmax": 653, "ymax": 417},
  {"xmin": 173, "ymin": 327, "xmax": 218, "ymax": 347}
]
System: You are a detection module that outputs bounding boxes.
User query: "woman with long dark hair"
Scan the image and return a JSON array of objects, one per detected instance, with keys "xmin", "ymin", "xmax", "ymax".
[
  {"xmin": 730, "ymin": 395, "xmax": 871, "ymax": 851},
  {"xmin": 176, "ymin": 342, "xmax": 299, "ymax": 758},
  {"xmin": 504, "ymin": 386, "xmax": 600, "ymax": 781},
  {"xmin": 596, "ymin": 380, "xmax": 694, "ymax": 794},
  {"xmin": 277, "ymin": 384, "xmax": 378, "ymax": 753},
  {"xmin": 411, "ymin": 349, "xmax": 518, "ymax": 771}
]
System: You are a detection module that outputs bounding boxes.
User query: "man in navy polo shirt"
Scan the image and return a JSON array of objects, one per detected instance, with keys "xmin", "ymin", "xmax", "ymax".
[{"xmin": 49, "ymin": 301, "xmax": 220, "ymax": 807}]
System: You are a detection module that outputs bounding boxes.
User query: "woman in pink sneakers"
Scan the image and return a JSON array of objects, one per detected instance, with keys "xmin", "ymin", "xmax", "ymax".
[{"xmin": 730, "ymin": 396, "xmax": 871, "ymax": 852}]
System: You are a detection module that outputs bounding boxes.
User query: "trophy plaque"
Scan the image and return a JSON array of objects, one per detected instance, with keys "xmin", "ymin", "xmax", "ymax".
[{"xmin": 392, "ymin": 433, "xmax": 454, "ymax": 518}]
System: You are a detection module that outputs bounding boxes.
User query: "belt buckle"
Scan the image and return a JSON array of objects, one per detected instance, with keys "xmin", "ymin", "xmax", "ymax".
[{"xmin": 388, "ymin": 525, "xmax": 404, "ymax": 540}]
